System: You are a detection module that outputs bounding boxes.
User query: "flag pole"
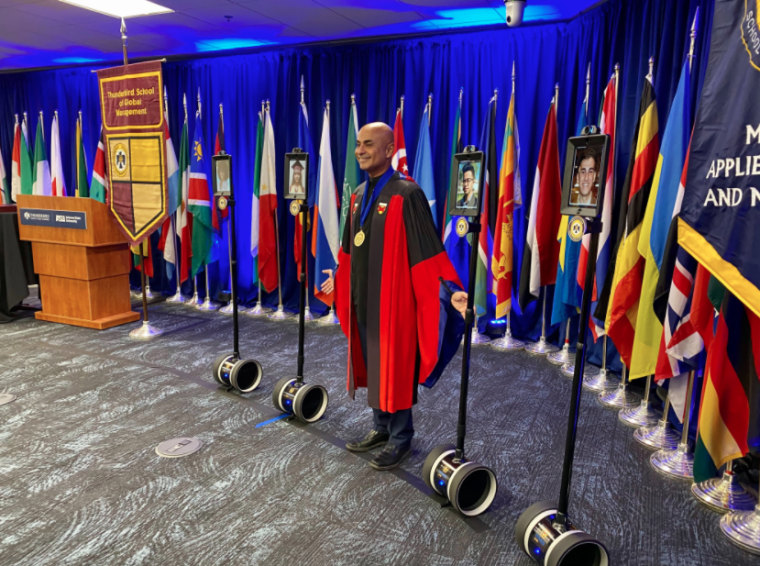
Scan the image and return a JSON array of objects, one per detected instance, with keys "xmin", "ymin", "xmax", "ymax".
[
  {"xmin": 219, "ymin": 102, "xmax": 237, "ymax": 315},
  {"xmin": 651, "ymin": 370, "xmax": 696, "ymax": 477},
  {"xmin": 76, "ymin": 111, "xmax": 83, "ymax": 198},
  {"xmin": 597, "ymin": 362, "xmax": 634, "ymax": 409},
  {"xmin": 548, "ymin": 318, "xmax": 574, "ymax": 365},
  {"xmin": 195, "ymin": 92, "xmax": 218, "ymax": 311},
  {"xmin": 524, "ymin": 87, "xmax": 560, "ymax": 356},
  {"xmin": 125, "ymin": 18, "xmax": 162, "ymax": 339},
  {"xmin": 633, "ymin": 393, "xmax": 679, "ymax": 450},
  {"xmin": 269, "ymin": 100, "xmax": 290, "ymax": 321},
  {"xmin": 583, "ymin": 334, "xmax": 614, "ymax": 391},
  {"xmin": 248, "ymin": 100, "xmax": 268, "ymax": 317},
  {"xmin": 301, "ymin": 78, "xmax": 315, "ymax": 322},
  {"xmin": 191, "ymin": 94, "xmax": 203, "ymax": 306},
  {"xmin": 491, "ymin": 64, "xmax": 524, "ymax": 351},
  {"xmin": 166, "ymin": 88, "xmax": 185, "ymax": 304},
  {"xmin": 618, "ymin": 373, "xmax": 659, "ymax": 427},
  {"xmin": 472, "ymin": 88, "xmax": 499, "ymax": 346}
]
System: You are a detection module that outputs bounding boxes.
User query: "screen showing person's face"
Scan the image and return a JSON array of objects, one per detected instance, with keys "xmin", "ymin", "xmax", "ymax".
[
  {"xmin": 578, "ymin": 156, "xmax": 596, "ymax": 197},
  {"xmin": 462, "ymin": 170, "xmax": 475, "ymax": 198},
  {"xmin": 292, "ymin": 169, "xmax": 301, "ymax": 184}
]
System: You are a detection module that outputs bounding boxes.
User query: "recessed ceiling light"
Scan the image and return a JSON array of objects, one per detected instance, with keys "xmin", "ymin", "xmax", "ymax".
[{"xmin": 59, "ymin": 0, "xmax": 174, "ymax": 19}]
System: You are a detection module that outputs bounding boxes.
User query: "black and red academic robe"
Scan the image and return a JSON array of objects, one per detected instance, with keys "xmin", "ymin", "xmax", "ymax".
[{"xmin": 334, "ymin": 171, "xmax": 463, "ymax": 413}]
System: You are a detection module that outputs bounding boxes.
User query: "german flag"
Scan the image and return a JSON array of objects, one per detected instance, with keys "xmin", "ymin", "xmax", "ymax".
[
  {"xmin": 601, "ymin": 78, "xmax": 659, "ymax": 368},
  {"xmin": 693, "ymin": 291, "xmax": 760, "ymax": 482}
]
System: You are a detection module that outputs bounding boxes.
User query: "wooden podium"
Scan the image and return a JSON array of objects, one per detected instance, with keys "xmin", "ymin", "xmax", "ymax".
[{"xmin": 16, "ymin": 195, "xmax": 139, "ymax": 329}]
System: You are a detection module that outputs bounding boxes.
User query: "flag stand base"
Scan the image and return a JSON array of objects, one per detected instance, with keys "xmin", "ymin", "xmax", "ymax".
[
  {"xmin": 269, "ymin": 305, "xmax": 291, "ymax": 320},
  {"xmin": 548, "ymin": 343, "xmax": 573, "ymax": 365},
  {"xmin": 692, "ymin": 471, "xmax": 757, "ymax": 513},
  {"xmin": 245, "ymin": 301, "xmax": 268, "ymax": 317},
  {"xmin": 618, "ymin": 400, "xmax": 659, "ymax": 428},
  {"xmin": 596, "ymin": 382, "xmax": 633, "ymax": 409},
  {"xmin": 583, "ymin": 367, "xmax": 615, "ymax": 392},
  {"xmin": 129, "ymin": 320, "xmax": 163, "ymax": 340},
  {"xmin": 633, "ymin": 420, "xmax": 679, "ymax": 451},
  {"xmin": 650, "ymin": 442, "xmax": 693, "ymax": 479},
  {"xmin": 525, "ymin": 336, "xmax": 558, "ymax": 355},
  {"xmin": 490, "ymin": 333, "xmax": 524, "ymax": 350},
  {"xmin": 166, "ymin": 291, "xmax": 186, "ymax": 304},
  {"xmin": 318, "ymin": 308, "xmax": 339, "ymax": 325},
  {"xmin": 720, "ymin": 504, "xmax": 760, "ymax": 556}
]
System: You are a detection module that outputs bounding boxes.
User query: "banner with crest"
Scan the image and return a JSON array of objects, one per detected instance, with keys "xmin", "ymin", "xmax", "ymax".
[{"xmin": 97, "ymin": 60, "xmax": 167, "ymax": 246}]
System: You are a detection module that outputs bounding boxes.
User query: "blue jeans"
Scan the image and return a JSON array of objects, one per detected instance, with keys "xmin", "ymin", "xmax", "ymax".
[{"xmin": 373, "ymin": 407, "xmax": 413, "ymax": 449}]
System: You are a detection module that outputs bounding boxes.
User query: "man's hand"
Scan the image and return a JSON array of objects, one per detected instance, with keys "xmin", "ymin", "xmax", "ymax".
[
  {"xmin": 451, "ymin": 291, "xmax": 467, "ymax": 315},
  {"xmin": 320, "ymin": 269, "xmax": 334, "ymax": 294}
]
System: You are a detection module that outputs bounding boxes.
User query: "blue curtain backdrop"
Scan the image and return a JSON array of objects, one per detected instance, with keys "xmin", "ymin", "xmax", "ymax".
[{"xmin": 0, "ymin": 0, "xmax": 713, "ymax": 353}]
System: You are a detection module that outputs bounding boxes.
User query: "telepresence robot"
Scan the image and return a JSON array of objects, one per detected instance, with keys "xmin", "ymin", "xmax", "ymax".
[
  {"xmin": 515, "ymin": 129, "xmax": 611, "ymax": 565},
  {"xmin": 271, "ymin": 149, "xmax": 329, "ymax": 423},
  {"xmin": 421, "ymin": 147, "xmax": 497, "ymax": 517},
  {"xmin": 210, "ymin": 152, "xmax": 263, "ymax": 393}
]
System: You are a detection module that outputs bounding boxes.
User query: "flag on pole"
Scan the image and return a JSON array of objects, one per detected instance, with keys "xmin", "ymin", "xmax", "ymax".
[
  {"xmin": 580, "ymin": 72, "xmax": 618, "ymax": 339},
  {"xmin": 50, "ymin": 112, "xmax": 66, "ymax": 197},
  {"xmin": 392, "ymin": 105, "xmax": 410, "ymax": 177},
  {"xmin": 258, "ymin": 105, "xmax": 279, "ymax": 293},
  {"xmin": 443, "ymin": 91, "xmax": 469, "ymax": 287},
  {"xmin": 413, "ymin": 99, "xmax": 437, "ymax": 227},
  {"xmin": 492, "ymin": 84, "xmax": 521, "ymax": 319},
  {"xmin": 551, "ymin": 86, "xmax": 589, "ymax": 326},
  {"xmin": 693, "ymin": 291, "xmax": 760, "ymax": 482},
  {"xmin": 90, "ymin": 126, "xmax": 107, "ymax": 203},
  {"xmin": 678, "ymin": 1, "xmax": 760, "ymax": 318},
  {"xmin": 312, "ymin": 103, "xmax": 340, "ymax": 306},
  {"xmin": 474, "ymin": 93, "xmax": 497, "ymax": 318},
  {"xmin": 75, "ymin": 115, "xmax": 89, "ymax": 198},
  {"xmin": 177, "ymin": 111, "xmax": 192, "ymax": 284},
  {"xmin": 0, "ymin": 139, "xmax": 8, "ymax": 204},
  {"xmin": 602, "ymin": 77, "xmax": 659, "ymax": 368},
  {"xmin": 250, "ymin": 108, "xmax": 264, "ymax": 286},
  {"xmin": 630, "ymin": 60, "xmax": 691, "ymax": 379},
  {"xmin": 32, "ymin": 114, "xmax": 52, "ymax": 196},
  {"xmin": 158, "ymin": 119, "xmax": 181, "ymax": 277},
  {"xmin": 339, "ymin": 95, "xmax": 360, "ymax": 241},
  {"xmin": 188, "ymin": 112, "xmax": 213, "ymax": 277},
  {"xmin": 10, "ymin": 117, "xmax": 22, "ymax": 202},
  {"xmin": 20, "ymin": 115, "xmax": 33, "ymax": 197},
  {"xmin": 518, "ymin": 97, "xmax": 562, "ymax": 310}
]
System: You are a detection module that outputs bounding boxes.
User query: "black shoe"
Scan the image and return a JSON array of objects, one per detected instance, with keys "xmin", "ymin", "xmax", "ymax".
[
  {"xmin": 345, "ymin": 430, "xmax": 390, "ymax": 453},
  {"xmin": 369, "ymin": 444, "xmax": 410, "ymax": 471}
]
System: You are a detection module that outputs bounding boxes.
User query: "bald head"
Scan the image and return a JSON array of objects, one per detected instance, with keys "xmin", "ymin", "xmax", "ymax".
[{"xmin": 355, "ymin": 122, "xmax": 395, "ymax": 178}]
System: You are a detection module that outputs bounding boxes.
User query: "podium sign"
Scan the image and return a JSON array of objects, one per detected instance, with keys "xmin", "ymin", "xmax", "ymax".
[{"xmin": 97, "ymin": 60, "xmax": 168, "ymax": 246}]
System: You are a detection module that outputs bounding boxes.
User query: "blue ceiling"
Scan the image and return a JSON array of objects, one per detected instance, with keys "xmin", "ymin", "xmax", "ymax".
[{"xmin": 0, "ymin": 1, "xmax": 604, "ymax": 71}]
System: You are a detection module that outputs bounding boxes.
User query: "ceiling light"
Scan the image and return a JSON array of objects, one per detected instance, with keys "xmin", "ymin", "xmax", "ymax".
[{"xmin": 58, "ymin": 0, "xmax": 173, "ymax": 19}]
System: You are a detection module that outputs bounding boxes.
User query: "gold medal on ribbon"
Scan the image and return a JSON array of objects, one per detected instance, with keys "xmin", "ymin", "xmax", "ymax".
[{"xmin": 354, "ymin": 229, "xmax": 366, "ymax": 247}]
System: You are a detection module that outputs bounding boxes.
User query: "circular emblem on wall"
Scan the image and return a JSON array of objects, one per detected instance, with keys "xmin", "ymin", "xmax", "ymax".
[
  {"xmin": 455, "ymin": 217, "xmax": 470, "ymax": 237},
  {"xmin": 217, "ymin": 196, "xmax": 228, "ymax": 211},
  {"xmin": 568, "ymin": 216, "xmax": 586, "ymax": 242},
  {"xmin": 113, "ymin": 143, "xmax": 128, "ymax": 177},
  {"xmin": 289, "ymin": 200, "xmax": 301, "ymax": 217}
]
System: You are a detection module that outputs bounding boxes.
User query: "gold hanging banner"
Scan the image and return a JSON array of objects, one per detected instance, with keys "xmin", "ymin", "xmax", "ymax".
[{"xmin": 97, "ymin": 60, "xmax": 168, "ymax": 246}]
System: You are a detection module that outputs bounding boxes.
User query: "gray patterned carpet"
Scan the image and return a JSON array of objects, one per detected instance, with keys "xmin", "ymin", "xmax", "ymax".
[{"xmin": 0, "ymin": 298, "xmax": 757, "ymax": 566}]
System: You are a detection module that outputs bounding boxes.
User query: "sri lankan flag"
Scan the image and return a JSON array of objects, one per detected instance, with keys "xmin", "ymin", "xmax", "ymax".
[
  {"xmin": 693, "ymin": 291, "xmax": 760, "ymax": 482},
  {"xmin": 603, "ymin": 78, "xmax": 659, "ymax": 368},
  {"xmin": 492, "ymin": 87, "xmax": 519, "ymax": 319}
]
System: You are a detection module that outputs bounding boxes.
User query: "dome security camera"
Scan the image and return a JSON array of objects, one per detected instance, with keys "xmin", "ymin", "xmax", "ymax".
[{"xmin": 504, "ymin": 0, "xmax": 526, "ymax": 27}]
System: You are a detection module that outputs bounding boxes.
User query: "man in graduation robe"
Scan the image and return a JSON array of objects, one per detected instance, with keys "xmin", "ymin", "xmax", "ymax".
[{"xmin": 322, "ymin": 122, "xmax": 466, "ymax": 470}]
